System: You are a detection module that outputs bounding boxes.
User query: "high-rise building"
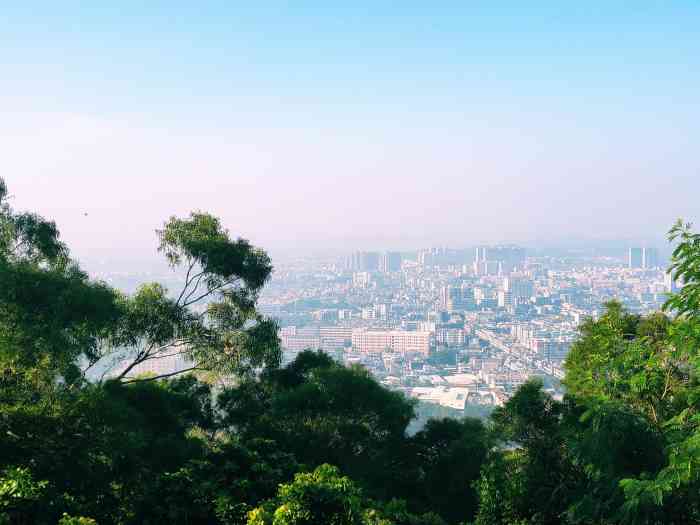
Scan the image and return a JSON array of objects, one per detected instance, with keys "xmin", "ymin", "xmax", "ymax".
[
  {"xmin": 628, "ymin": 247, "xmax": 643, "ymax": 268},
  {"xmin": 440, "ymin": 285, "xmax": 475, "ymax": 311},
  {"xmin": 642, "ymin": 247, "xmax": 659, "ymax": 269},
  {"xmin": 346, "ymin": 252, "xmax": 360, "ymax": 271},
  {"xmin": 497, "ymin": 290, "xmax": 511, "ymax": 308},
  {"xmin": 474, "ymin": 245, "xmax": 526, "ymax": 274},
  {"xmin": 440, "ymin": 286, "xmax": 456, "ymax": 310},
  {"xmin": 503, "ymin": 276, "xmax": 534, "ymax": 301},
  {"xmin": 361, "ymin": 251, "xmax": 380, "ymax": 271},
  {"xmin": 352, "ymin": 271, "xmax": 371, "ymax": 288},
  {"xmin": 379, "ymin": 252, "xmax": 402, "ymax": 272},
  {"xmin": 418, "ymin": 248, "xmax": 471, "ymax": 268},
  {"xmin": 418, "ymin": 249, "xmax": 433, "ymax": 267},
  {"xmin": 473, "ymin": 260, "xmax": 499, "ymax": 276},
  {"xmin": 347, "ymin": 251, "xmax": 381, "ymax": 272}
]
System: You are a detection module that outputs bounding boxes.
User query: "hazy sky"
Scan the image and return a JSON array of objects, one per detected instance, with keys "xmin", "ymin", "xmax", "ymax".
[{"xmin": 2, "ymin": 3, "xmax": 699, "ymax": 262}]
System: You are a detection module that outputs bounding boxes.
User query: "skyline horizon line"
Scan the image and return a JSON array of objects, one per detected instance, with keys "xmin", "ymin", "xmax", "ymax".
[{"xmin": 74, "ymin": 234, "xmax": 676, "ymax": 269}]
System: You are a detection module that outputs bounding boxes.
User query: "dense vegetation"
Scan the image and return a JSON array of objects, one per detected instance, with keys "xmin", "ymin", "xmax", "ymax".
[{"xmin": 1, "ymin": 178, "xmax": 699, "ymax": 524}]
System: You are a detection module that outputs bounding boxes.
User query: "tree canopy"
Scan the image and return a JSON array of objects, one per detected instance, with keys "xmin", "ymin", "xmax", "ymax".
[{"xmin": 106, "ymin": 211, "xmax": 280, "ymax": 383}]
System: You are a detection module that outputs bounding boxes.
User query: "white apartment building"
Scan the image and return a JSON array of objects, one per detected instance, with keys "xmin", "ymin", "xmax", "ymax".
[{"xmin": 351, "ymin": 329, "xmax": 431, "ymax": 355}]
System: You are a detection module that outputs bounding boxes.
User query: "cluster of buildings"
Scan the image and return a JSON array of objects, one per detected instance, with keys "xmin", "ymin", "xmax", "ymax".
[{"xmin": 259, "ymin": 244, "xmax": 675, "ymax": 415}]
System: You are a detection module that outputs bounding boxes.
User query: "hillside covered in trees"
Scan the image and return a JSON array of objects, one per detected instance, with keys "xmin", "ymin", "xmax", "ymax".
[{"xmin": 1, "ymin": 177, "xmax": 699, "ymax": 525}]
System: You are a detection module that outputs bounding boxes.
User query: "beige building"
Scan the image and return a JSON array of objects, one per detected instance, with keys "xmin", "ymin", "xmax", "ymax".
[
  {"xmin": 351, "ymin": 329, "xmax": 431, "ymax": 355},
  {"xmin": 319, "ymin": 327, "xmax": 352, "ymax": 352},
  {"xmin": 280, "ymin": 335, "xmax": 322, "ymax": 352}
]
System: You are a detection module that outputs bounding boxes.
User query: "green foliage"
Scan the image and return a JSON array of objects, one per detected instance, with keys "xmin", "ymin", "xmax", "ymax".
[
  {"xmin": 0, "ymin": 467, "xmax": 48, "ymax": 519},
  {"xmin": 608, "ymin": 222, "xmax": 700, "ymax": 523},
  {"xmin": 248, "ymin": 464, "xmax": 367, "ymax": 525},
  {"xmin": 220, "ymin": 351, "xmax": 416, "ymax": 496},
  {"xmin": 57, "ymin": 515, "xmax": 98, "ymax": 525},
  {"xmin": 221, "ymin": 350, "xmax": 488, "ymax": 524},
  {"xmin": 246, "ymin": 465, "xmax": 443, "ymax": 525},
  {"xmin": 367, "ymin": 500, "xmax": 446, "ymax": 525},
  {"xmin": 472, "ymin": 220, "xmax": 700, "ymax": 524},
  {"xmin": 564, "ymin": 302, "xmax": 683, "ymax": 425},
  {"xmin": 0, "ymin": 177, "xmax": 122, "ymax": 394},
  {"xmin": 0, "ymin": 377, "xmax": 214, "ymax": 523},
  {"xmin": 158, "ymin": 212, "xmax": 273, "ymax": 292},
  {"xmin": 0, "ymin": 259, "xmax": 121, "ymax": 386},
  {"xmin": 665, "ymin": 219, "xmax": 700, "ymax": 319},
  {"xmin": 473, "ymin": 451, "xmax": 528, "ymax": 525},
  {"xmin": 394, "ymin": 418, "xmax": 488, "ymax": 524},
  {"xmin": 106, "ymin": 212, "xmax": 280, "ymax": 383},
  {"xmin": 477, "ymin": 381, "xmax": 572, "ymax": 525},
  {"xmin": 0, "ymin": 179, "xmax": 67, "ymax": 265},
  {"xmin": 0, "ymin": 179, "xmax": 121, "ymax": 388}
]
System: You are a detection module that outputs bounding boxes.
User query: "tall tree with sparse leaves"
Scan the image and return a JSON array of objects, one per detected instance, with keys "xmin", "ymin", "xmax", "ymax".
[{"xmin": 102, "ymin": 212, "xmax": 281, "ymax": 382}]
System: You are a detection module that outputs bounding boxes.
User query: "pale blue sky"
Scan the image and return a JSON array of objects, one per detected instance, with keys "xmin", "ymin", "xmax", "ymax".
[{"xmin": 2, "ymin": 2, "xmax": 698, "ymax": 260}]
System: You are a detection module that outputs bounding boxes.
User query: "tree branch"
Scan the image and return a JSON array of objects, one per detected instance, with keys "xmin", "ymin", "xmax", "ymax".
[
  {"xmin": 113, "ymin": 339, "xmax": 195, "ymax": 381},
  {"xmin": 115, "ymin": 344, "xmax": 153, "ymax": 381},
  {"xmin": 81, "ymin": 358, "xmax": 100, "ymax": 376},
  {"xmin": 183, "ymin": 277, "xmax": 240, "ymax": 307},
  {"xmin": 121, "ymin": 366, "xmax": 202, "ymax": 384},
  {"xmin": 176, "ymin": 260, "xmax": 199, "ymax": 306},
  {"xmin": 182, "ymin": 271, "xmax": 207, "ymax": 305},
  {"xmin": 140, "ymin": 349, "xmax": 188, "ymax": 362}
]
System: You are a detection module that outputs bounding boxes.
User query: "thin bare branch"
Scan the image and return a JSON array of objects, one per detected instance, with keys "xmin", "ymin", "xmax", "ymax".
[
  {"xmin": 175, "ymin": 259, "xmax": 199, "ymax": 306},
  {"xmin": 183, "ymin": 277, "xmax": 240, "ymax": 307},
  {"xmin": 140, "ymin": 350, "xmax": 188, "ymax": 362},
  {"xmin": 115, "ymin": 344, "xmax": 154, "ymax": 381},
  {"xmin": 182, "ymin": 271, "xmax": 207, "ymax": 305},
  {"xmin": 122, "ymin": 366, "xmax": 202, "ymax": 384},
  {"xmin": 81, "ymin": 359, "xmax": 99, "ymax": 375}
]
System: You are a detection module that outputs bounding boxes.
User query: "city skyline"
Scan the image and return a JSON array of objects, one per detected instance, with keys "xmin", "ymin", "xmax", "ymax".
[{"xmin": 256, "ymin": 232, "xmax": 677, "ymax": 415}]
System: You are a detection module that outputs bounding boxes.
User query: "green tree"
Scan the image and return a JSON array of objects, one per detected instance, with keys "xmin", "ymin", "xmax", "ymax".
[
  {"xmin": 473, "ymin": 451, "xmax": 528, "ymax": 525},
  {"xmin": 615, "ymin": 221, "xmax": 700, "ymax": 523},
  {"xmin": 0, "ymin": 180, "xmax": 286, "ymax": 523},
  {"xmin": 0, "ymin": 178, "xmax": 121, "ymax": 392},
  {"xmin": 57, "ymin": 515, "xmax": 98, "ymax": 525},
  {"xmin": 0, "ymin": 179, "xmax": 67, "ymax": 265},
  {"xmin": 564, "ymin": 301, "xmax": 680, "ymax": 426},
  {"xmin": 219, "ymin": 351, "xmax": 415, "ymax": 498},
  {"xmin": 248, "ymin": 464, "xmax": 367, "ymax": 525},
  {"xmin": 393, "ymin": 418, "xmax": 488, "ymax": 524},
  {"xmin": 0, "ymin": 467, "xmax": 49, "ymax": 525},
  {"xmin": 248, "ymin": 465, "xmax": 444, "ymax": 525},
  {"xmin": 366, "ymin": 500, "xmax": 446, "ymax": 525},
  {"xmin": 106, "ymin": 212, "xmax": 280, "ymax": 383},
  {"xmin": 473, "ymin": 380, "xmax": 574, "ymax": 525}
]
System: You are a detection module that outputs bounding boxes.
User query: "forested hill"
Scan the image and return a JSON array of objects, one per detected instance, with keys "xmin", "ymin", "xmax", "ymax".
[{"xmin": 1, "ymin": 177, "xmax": 699, "ymax": 524}]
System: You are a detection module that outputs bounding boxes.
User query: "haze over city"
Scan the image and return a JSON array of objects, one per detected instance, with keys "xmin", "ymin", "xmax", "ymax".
[{"xmin": 3, "ymin": 3, "xmax": 699, "ymax": 264}]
